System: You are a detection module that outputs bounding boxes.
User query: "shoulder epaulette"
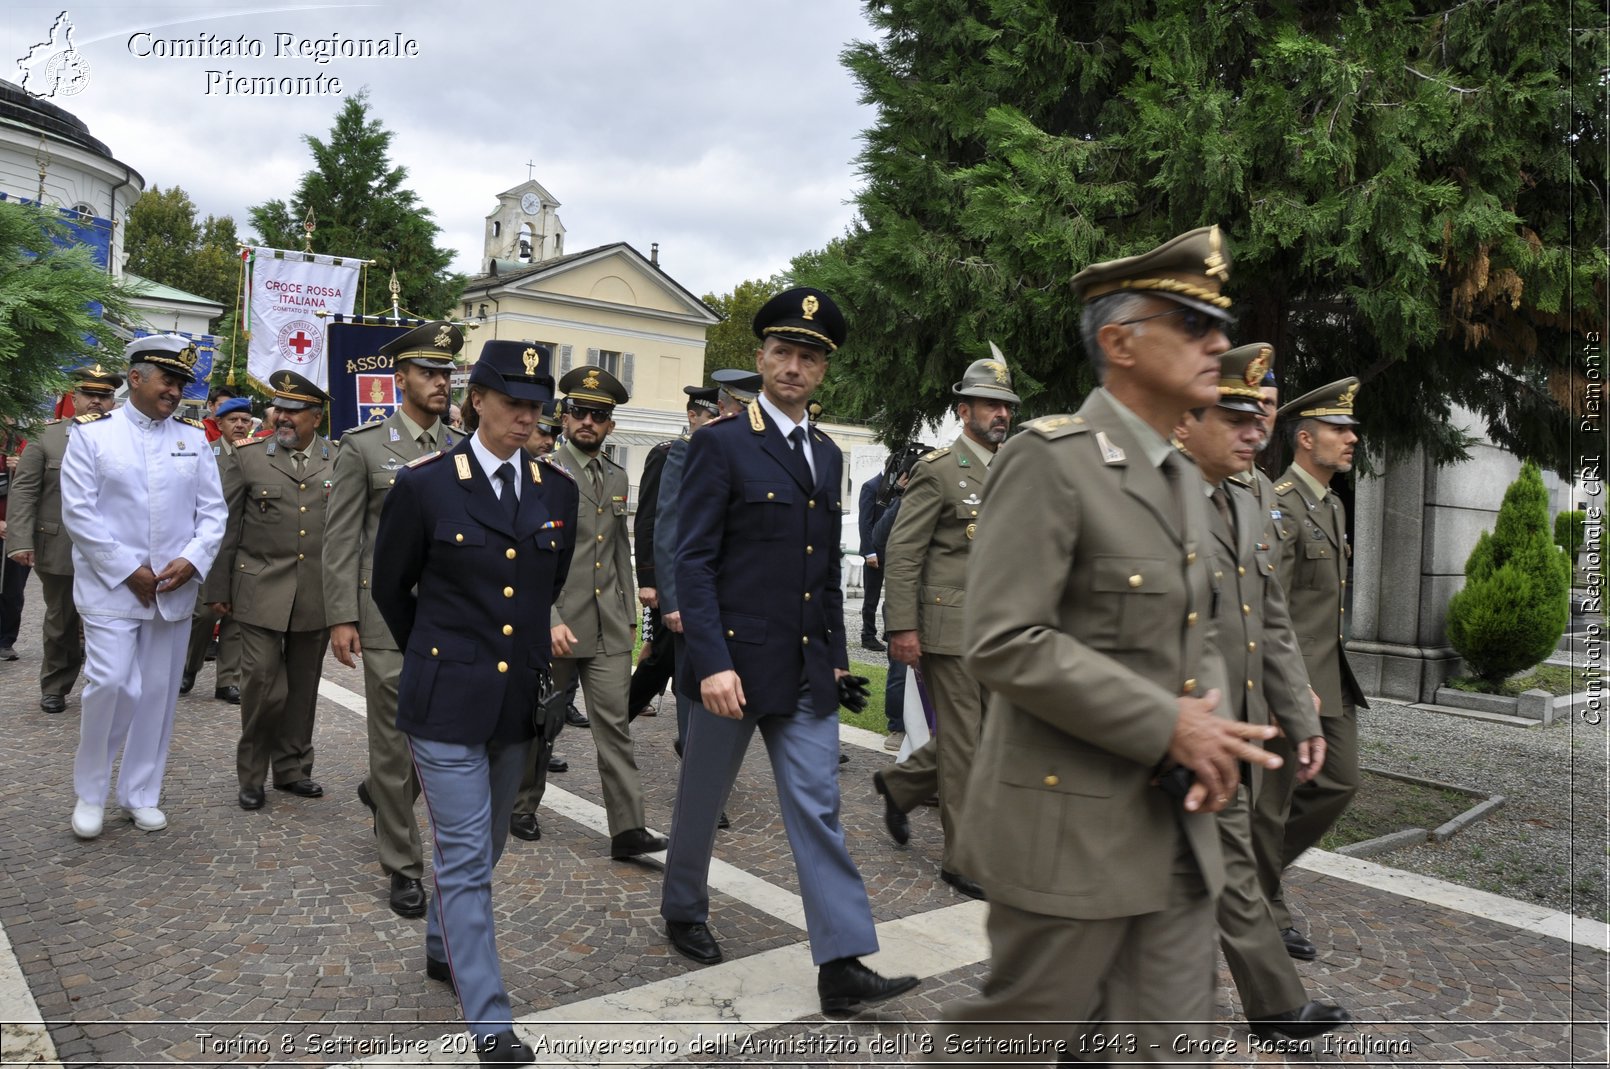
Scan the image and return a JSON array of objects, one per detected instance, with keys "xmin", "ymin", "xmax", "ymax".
[
  {"xmin": 651, "ymin": 438, "xmax": 674, "ymax": 453},
  {"xmin": 1024, "ymin": 413, "xmax": 1087, "ymax": 439},
  {"xmin": 179, "ymin": 417, "xmax": 206, "ymax": 430},
  {"xmin": 236, "ymin": 435, "xmax": 271, "ymax": 448},
  {"xmin": 539, "ymin": 454, "xmax": 576, "ymax": 482},
  {"xmin": 343, "ymin": 419, "xmax": 385, "ymax": 436},
  {"xmin": 74, "ymin": 412, "xmax": 108, "ymax": 425},
  {"xmin": 1274, "ymin": 480, "xmax": 1296, "ymax": 493},
  {"xmin": 405, "ymin": 450, "xmax": 443, "ymax": 469},
  {"xmin": 918, "ymin": 447, "xmax": 951, "ymax": 463}
]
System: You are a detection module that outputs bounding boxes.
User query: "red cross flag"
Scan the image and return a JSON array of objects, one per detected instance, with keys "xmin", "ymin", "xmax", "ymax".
[{"xmin": 243, "ymin": 246, "xmax": 361, "ymax": 391}]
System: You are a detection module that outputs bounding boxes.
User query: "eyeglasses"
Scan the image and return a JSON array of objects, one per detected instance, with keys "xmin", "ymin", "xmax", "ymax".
[
  {"xmin": 568, "ymin": 407, "xmax": 613, "ymax": 423},
  {"xmin": 1117, "ymin": 305, "xmax": 1228, "ymax": 341}
]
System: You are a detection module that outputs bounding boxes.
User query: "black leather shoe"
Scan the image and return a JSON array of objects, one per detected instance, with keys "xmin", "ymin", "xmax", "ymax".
[
  {"xmin": 178, "ymin": 673, "xmax": 195, "ymax": 695},
  {"xmin": 564, "ymin": 704, "xmax": 589, "ymax": 727},
  {"xmin": 509, "ymin": 812, "xmax": 541, "ymax": 841},
  {"xmin": 818, "ymin": 957, "xmax": 921, "ymax": 1018},
  {"xmin": 861, "ymin": 634, "xmax": 886, "ymax": 652},
  {"xmin": 872, "ymin": 771, "xmax": 909, "ymax": 846},
  {"xmin": 274, "ymin": 778, "xmax": 324, "ymax": 798},
  {"xmin": 390, "ymin": 873, "xmax": 427, "ymax": 918},
  {"xmin": 238, "ymin": 786, "xmax": 266, "ymax": 810},
  {"xmin": 718, "ymin": 810, "xmax": 731, "ymax": 829},
  {"xmin": 425, "ymin": 954, "xmax": 451, "ymax": 983},
  {"xmin": 1249, "ymin": 1000, "xmax": 1352, "ymax": 1041},
  {"xmin": 667, "ymin": 921, "xmax": 722, "ymax": 964},
  {"xmin": 214, "ymin": 684, "xmax": 240, "ymax": 704},
  {"xmin": 839, "ymin": 751, "xmax": 850, "ymax": 765},
  {"xmin": 475, "ymin": 1029, "xmax": 535, "ymax": 1065},
  {"xmin": 610, "ymin": 827, "xmax": 668, "ymax": 858},
  {"xmin": 547, "ymin": 755, "xmax": 568, "ymax": 773},
  {"xmin": 1281, "ymin": 926, "xmax": 1318, "ymax": 961},
  {"xmin": 40, "ymin": 694, "xmax": 66, "ymax": 714},
  {"xmin": 940, "ymin": 869, "xmax": 986, "ymax": 900}
]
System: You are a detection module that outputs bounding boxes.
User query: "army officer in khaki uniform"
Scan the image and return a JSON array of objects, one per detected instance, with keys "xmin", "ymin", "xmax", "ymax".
[
  {"xmin": 1175, "ymin": 344, "xmax": 1349, "ymax": 1042},
  {"xmin": 7, "ymin": 365, "xmax": 122, "ymax": 713},
  {"xmin": 513, "ymin": 364, "xmax": 665, "ymax": 859},
  {"xmin": 874, "ymin": 350, "xmax": 1018, "ymax": 901},
  {"xmin": 1259, "ymin": 377, "xmax": 1369, "ymax": 960},
  {"xmin": 933, "ymin": 227, "xmax": 1282, "ymax": 1062},
  {"xmin": 324, "ymin": 321, "xmax": 463, "ymax": 918},
  {"xmin": 206, "ymin": 371, "xmax": 334, "ymax": 810}
]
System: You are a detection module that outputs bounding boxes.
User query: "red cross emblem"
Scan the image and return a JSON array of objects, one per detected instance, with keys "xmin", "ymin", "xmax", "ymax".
[{"xmin": 287, "ymin": 331, "xmax": 314, "ymax": 355}]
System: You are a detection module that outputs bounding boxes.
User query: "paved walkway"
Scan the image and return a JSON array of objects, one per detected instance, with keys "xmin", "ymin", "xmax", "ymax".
[{"xmin": 0, "ymin": 590, "xmax": 1605, "ymax": 1066}]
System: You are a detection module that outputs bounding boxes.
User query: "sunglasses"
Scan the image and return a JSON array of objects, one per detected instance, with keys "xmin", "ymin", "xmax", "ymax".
[
  {"xmin": 1118, "ymin": 305, "xmax": 1229, "ymax": 341},
  {"xmin": 568, "ymin": 406, "xmax": 613, "ymax": 423}
]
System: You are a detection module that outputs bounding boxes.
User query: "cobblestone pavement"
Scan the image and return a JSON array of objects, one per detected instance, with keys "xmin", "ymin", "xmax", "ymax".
[{"xmin": 0, "ymin": 589, "xmax": 1604, "ymax": 1067}]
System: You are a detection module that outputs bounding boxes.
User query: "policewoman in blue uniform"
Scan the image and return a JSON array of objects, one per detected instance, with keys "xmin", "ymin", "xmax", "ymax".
[
  {"xmin": 660, "ymin": 287, "xmax": 919, "ymax": 1017},
  {"xmin": 371, "ymin": 340, "xmax": 577, "ymax": 1066}
]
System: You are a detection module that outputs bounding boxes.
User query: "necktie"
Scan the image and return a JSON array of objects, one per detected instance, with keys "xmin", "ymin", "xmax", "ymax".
[
  {"xmin": 587, "ymin": 457, "xmax": 604, "ymax": 499},
  {"xmin": 789, "ymin": 426, "xmax": 814, "ymax": 486},
  {"xmin": 291, "ymin": 450, "xmax": 306, "ymax": 475},
  {"xmin": 495, "ymin": 462, "xmax": 518, "ymax": 521},
  {"xmin": 1159, "ymin": 452, "xmax": 1186, "ymax": 533},
  {"xmin": 1212, "ymin": 485, "xmax": 1237, "ymax": 543}
]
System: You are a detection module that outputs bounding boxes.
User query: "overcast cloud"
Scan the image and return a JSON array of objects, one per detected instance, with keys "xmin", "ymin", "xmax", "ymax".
[{"xmin": 5, "ymin": 1, "xmax": 881, "ymax": 297}]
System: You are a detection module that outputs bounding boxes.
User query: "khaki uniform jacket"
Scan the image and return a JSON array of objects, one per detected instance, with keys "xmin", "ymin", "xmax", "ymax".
[
  {"xmin": 322, "ymin": 414, "xmax": 459, "ymax": 651},
  {"xmin": 882, "ymin": 436, "xmax": 988, "ymax": 655},
  {"xmin": 206, "ymin": 436, "xmax": 333, "ymax": 632},
  {"xmin": 1205, "ymin": 479, "xmax": 1321, "ymax": 800},
  {"xmin": 7, "ymin": 419, "xmax": 74, "ymax": 574},
  {"xmin": 548, "ymin": 440, "xmax": 635, "ymax": 656},
  {"xmin": 1272, "ymin": 465, "xmax": 1367, "ymax": 718},
  {"xmin": 958, "ymin": 389, "xmax": 1227, "ymax": 921}
]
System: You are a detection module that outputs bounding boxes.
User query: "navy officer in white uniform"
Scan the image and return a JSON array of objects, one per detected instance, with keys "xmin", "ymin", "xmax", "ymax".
[
  {"xmin": 660, "ymin": 287, "xmax": 920, "ymax": 1017},
  {"xmin": 61, "ymin": 335, "xmax": 225, "ymax": 839},
  {"xmin": 371, "ymin": 340, "xmax": 577, "ymax": 1065}
]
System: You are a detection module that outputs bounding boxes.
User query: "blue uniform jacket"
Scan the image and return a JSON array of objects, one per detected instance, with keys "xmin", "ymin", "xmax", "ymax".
[
  {"xmin": 371, "ymin": 437, "xmax": 579, "ymax": 745},
  {"xmin": 676, "ymin": 402, "xmax": 848, "ymax": 718}
]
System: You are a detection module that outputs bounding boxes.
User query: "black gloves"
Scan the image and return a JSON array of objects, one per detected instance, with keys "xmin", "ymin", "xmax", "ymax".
[{"xmin": 837, "ymin": 674, "xmax": 872, "ymax": 713}]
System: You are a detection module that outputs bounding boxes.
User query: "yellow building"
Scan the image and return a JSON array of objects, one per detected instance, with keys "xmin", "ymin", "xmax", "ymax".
[{"xmin": 458, "ymin": 179, "xmax": 881, "ymax": 541}]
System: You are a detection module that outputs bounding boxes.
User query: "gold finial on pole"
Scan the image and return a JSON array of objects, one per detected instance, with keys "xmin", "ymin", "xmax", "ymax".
[
  {"xmin": 389, "ymin": 269, "xmax": 401, "ymax": 320},
  {"xmin": 302, "ymin": 207, "xmax": 316, "ymax": 252}
]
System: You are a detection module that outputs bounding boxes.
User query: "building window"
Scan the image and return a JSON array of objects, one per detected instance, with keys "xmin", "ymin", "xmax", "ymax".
[
  {"xmin": 491, "ymin": 221, "xmax": 501, "ymax": 237},
  {"xmin": 596, "ymin": 350, "xmax": 621, "ymax": 376}
]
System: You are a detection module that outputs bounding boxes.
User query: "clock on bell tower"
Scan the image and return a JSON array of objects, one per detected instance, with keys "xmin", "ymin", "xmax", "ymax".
[{"xmin": 485, "ymin": 178, "xmax": 567, "ymax": 271}]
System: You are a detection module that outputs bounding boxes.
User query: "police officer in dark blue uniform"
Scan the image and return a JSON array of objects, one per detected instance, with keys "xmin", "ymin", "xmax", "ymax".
[
  {"xmin": 660, "ymin": 287, "xmax": 920, "ymax": 1018},
  {"xmin": 371, "ymin": 340, "xmax": 578, "ymax": 1066}
]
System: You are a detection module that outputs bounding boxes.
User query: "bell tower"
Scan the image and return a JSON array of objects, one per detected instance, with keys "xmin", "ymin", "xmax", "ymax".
[{"xmin": 484, "ymin": 177, "xmax": 566, "ymax": 271}]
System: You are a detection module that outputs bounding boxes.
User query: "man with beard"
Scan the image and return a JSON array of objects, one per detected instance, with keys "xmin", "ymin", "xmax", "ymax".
[
  {"xmin": 510, "ymin": 365, "xmax": 664, "ymax": 859},
  {"xmin": 872, "ymin": 351, "xmax": 1019, "ymax": 901},
  {"xmin": 206, "ymin": 372, "xmax": 335, "ymax": 809},
  {"xmin": 7, "ymin": 365, "xmax": 122, "ymax": 713},
  {"xmin": 1262, "ymin": 378, "xmax": 1368, "ymax": 962},
  {"xmin": 324, "ymin": 321, "xmax": 464, "ymax": 917},
  {"xmin": 61, "ymin": 336, "xmax": 225, "ymax": 838}
]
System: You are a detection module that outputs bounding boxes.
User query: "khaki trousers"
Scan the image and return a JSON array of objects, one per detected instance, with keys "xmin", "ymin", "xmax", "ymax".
[
  {"xmin": 185, "ymin": 602, "xmax": 241, "ymax": 688},
  {"xmin": 880, "ymin": 652, "xmax": 985, "ymax": 875},
  {"xmin": 236, "ymin": 623, "xmax": 328, "ymax": 788},
  {"xmin": 35, "ymin": 569, "xmax": 83, "ymax": 698},
  {"xmin": 362, "ymin": 645, "xmax": 424, "ymax": 879},
  {"xmin": 1217, "ymin": 784, "xmax": 1308, "ymax": 1018}
]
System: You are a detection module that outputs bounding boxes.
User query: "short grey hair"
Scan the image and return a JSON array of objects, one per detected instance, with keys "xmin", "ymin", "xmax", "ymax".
[
  {"xmin": 128, "ymin": 361, "xmax": 159, "ymax": 381},
  {"xmin": 1078, "ymin": 293, "xmax": 1152, "ymax": 384}
]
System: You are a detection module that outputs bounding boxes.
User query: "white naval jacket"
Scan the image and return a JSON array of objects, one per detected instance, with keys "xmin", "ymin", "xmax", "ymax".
[{"xmin": 60, "ymin": 405, "xmax": 226, "ymax": 621}]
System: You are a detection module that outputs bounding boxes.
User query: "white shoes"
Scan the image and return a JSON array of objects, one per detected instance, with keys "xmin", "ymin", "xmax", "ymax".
[
  {"xmin": 129, "ymin": 806, "xmax": 167, "ymax": 832},
  {"xmin": 71, "ymin": 800, "xmax": 104, "ymax": 840}
]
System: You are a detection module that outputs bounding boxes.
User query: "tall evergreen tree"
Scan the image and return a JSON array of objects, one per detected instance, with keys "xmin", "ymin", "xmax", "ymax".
[
  {"xmin": 124, "ymin": 184, "xmax": 241, "ymax": 315},
  {"xmin": 0, "ymin": 201, "xmax": 134, "ymax": 425},
  {"xmin": 249, "ymin": 91, "xmax": 463, "ymax": 319},
  {"xmin": 797, "ymin": 0, "xmax": 1604, "ymax": 467}
]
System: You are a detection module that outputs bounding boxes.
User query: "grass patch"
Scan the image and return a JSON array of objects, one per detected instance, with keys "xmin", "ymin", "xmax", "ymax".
[
  {"xmin": 1317, "ymin": 770, "xmax": 1474, "ymax": 851},
  {"xmin": 837, "ymin": 659, "xmax": 892, "ymax": 735},
  {"xmin": 1447, "ymin": 662, "xmax": 1576, "ymax": 697}
]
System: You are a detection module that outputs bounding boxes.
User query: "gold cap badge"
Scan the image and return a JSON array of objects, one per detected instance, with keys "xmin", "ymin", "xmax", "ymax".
[
  {"xmin": 434, "ymin": 325, "xmax": 453, "ymax": 349},
  {"xmin": 522, "ymin": 347, "xmax": 540, "ymax": 376},
  {"xmin": 801, "ymin": 295, "xmax": 819, "ymax": 321}
]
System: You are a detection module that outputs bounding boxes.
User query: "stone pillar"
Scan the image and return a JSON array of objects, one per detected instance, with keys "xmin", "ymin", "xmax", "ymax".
[{"xmin": 1348, "ymin": 407, "xmax": 1521, "ymax": 702}]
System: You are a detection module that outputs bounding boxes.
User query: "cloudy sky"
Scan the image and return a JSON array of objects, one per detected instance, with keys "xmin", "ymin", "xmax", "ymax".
[{"xmin": 6, "ymin": 1, "xmax": 882, "ymax": 297}]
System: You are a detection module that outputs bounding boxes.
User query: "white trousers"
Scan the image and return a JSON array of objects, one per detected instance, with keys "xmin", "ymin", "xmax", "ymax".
[{"xmin": 74, "ymin": 615, "xmax": 188, "ymax": 809}]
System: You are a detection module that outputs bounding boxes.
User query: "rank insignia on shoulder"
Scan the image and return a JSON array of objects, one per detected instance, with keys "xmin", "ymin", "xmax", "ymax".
[
  {"xmin": 1274, "ymin": 480, "xmax": 1295, "ymax": 493},
  {"xmin": 1095, "ymin": 430, "xmax": 1126, "ymax": 464},
  {"xmin": 453, "ymin": 453, "xmax": 471, "ymax": 480},
  {"xmin": 73, "ymin": 412, "xmax": 107, "ymax": 425},
  {"xmin": 1025, "ymin": 414, "xmax": 1083, "ymax": 439},
  {"xmin": 406, "ymin": 450, "xmax": 443, "ymax": 470},
  {"xmin": 919, "ymin": 447, "xmax": 950, "ymax": 463},
  {"xmin": 179, "ymin": 417, "xmax": 207, "ymax": 430},
  {"xmin": 540, "ymin": 454, "xmax": 575, "ymax": 481}
]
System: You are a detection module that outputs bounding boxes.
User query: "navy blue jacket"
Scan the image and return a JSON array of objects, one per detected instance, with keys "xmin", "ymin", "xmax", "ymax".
[
  {"xmin": 857, "ymin": 474, "xmax": 885, "ymax": 557},
  {"xmin": 371, "ymin": 437, "xmax": 579, "ymax": 745},
  {"xmin": 676, "ymin": 402, "xmax": 848, "ymax": 718}
]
